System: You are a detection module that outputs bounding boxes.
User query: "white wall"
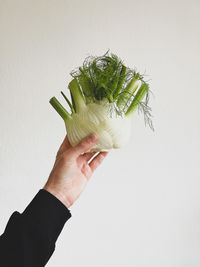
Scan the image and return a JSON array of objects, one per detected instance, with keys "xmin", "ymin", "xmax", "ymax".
[{"xmin": 0, "ymin": 0, "xmax": 200, "ymax": 266}]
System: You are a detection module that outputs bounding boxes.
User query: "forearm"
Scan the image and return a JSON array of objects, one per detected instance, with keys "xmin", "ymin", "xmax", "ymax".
[{"xmin": 0, "ymin": 190, "xmax": 71, "ymax": 267}]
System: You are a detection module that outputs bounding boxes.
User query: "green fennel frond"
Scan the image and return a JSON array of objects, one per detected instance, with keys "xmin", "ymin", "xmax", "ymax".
[{"xmin": 69, "ymin": 50, "xmax": 153, "ymax": 129}]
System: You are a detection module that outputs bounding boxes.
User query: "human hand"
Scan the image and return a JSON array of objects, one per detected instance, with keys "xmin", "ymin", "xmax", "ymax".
[{"xmin": 43, "ymin": 134, "xmax": 108, "ymax": 208}]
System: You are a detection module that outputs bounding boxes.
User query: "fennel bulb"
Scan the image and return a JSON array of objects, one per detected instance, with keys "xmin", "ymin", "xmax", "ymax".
[{"xmin": 49, "ymin": 51, "xmax": 153, "ymax": 152}]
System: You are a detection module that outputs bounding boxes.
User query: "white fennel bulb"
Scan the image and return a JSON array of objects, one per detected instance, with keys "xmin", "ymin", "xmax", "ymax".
[
  {"xmin": 65, "ymin": 100, "xmax": 132, "ymax": 152},
  {"xmin": 50, "ymin": 51, "xmax": 153, "ymax": 152}
]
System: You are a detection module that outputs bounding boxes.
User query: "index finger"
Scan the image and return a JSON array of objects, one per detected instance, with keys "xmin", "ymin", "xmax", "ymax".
[{"xmin": 71, "ymin": 134, "xmax": 99, "ymax": 157}]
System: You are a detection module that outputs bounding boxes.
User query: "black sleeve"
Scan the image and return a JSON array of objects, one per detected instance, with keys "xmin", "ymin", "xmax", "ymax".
[{"xmin": 0, "ymin": 189, "xmax": 71, "ymax": 267}]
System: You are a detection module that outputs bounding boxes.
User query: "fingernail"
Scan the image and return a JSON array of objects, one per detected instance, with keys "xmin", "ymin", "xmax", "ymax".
[{"xmin": 88, "ymin": 134, "xmax": 98, "ymax": 143}]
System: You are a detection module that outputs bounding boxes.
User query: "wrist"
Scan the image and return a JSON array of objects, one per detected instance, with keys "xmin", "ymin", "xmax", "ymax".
[{"xmin": 43, "ymin": 185, "xmax": 72, "ymax": 208}]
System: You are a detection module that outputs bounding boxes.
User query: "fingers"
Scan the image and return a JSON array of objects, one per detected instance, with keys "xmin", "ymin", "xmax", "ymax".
[
  {"xmin": 72, "ymin": 134, "xmax": 99, "ymax": 157},
  {"xmin": 89, "ymin": 151, "xmax": 108, "ymax": 172},
  {"xmin": 81, "ymin": 152, "xmax": 97, "ymax": 162}
]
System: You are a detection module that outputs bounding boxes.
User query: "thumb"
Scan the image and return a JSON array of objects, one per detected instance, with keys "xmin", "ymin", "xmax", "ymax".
[{"xmin": 72, "ymin": 134, "xmax": 99, "ymax": 156}]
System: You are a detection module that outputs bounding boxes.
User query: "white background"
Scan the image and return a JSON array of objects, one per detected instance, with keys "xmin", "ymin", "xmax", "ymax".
[{"xmin": 0, "ymin": 0, "xmax": 200, "ymax": 266}]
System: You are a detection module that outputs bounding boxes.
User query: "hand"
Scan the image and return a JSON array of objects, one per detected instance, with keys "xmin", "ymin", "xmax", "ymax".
[{"xmin": 43, "ymin": 134, "xmax": 108, "ymax": 208}]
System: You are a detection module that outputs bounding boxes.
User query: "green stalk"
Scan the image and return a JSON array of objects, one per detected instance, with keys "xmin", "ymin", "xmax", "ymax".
[
  {"xmin": 61, "ymin": 91, "xmax": 75, "ymax": 113},
  {"xmin": 68, "ymin": 78, "xmax": 86, "ymax": 113},
  {"xmin": 113, "ymin": 65, "xmax": 126, "ymax": 100},
  {"xmin": 125, "ymin": 83, "xmax": 149, "ymax": 116},
  {"xmin": 70, "ymin": 90, "xmax": 76, "ymax": 112},
  {"xmin": 49, "ymin": 97, "xmax": 72, "ymax": 121},
  {"xmin": 117, "ymin": 76, "xmax": 140, "ymax": 109},
  {"xmin": 79, "ymin": 67, "xmax": 93, "ymax": 96},
  {"xmin": 110, "ymin": 75, "xmax": 118, "ymax": 94},
  {"xmin": 99, "ymin": 83, "xmax": 113, "ymax": 102}
]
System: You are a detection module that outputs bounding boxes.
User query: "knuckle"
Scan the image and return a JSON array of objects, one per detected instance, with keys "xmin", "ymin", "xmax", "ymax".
[
  {"xmin": 60, "ymin": 151, "xmax": 70, "ymax": 161},
  {"xmin": 83, "ymin": 138, "xmax": 91, "ymax": 145},
  {"xmin": 56, "ymin": 152, "xmax": 62, "ymax": 160},
  {"xmin": 56, "ymin": 151, "xmax": 61, "ymax": 158},
  {"xmin": 78, "ymin": 139, "xmax": 90, "ymax": 150},
  {"xmin": 81, "ymin": 141, "xmax": 87, "ymax": 148}
]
